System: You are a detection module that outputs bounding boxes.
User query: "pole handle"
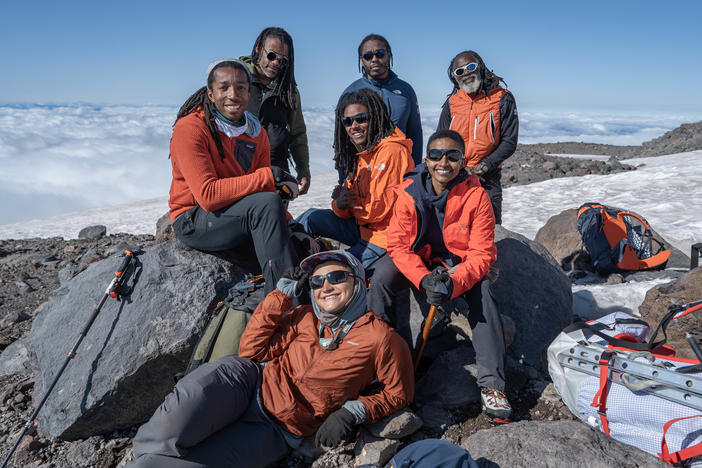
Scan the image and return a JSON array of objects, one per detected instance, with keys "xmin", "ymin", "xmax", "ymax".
[{"xmin": 414, "ymin": 305, "xmax": 438, "ymax": 371}]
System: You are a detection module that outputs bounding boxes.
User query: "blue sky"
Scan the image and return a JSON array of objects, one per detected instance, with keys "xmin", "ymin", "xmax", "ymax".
[{"xmin": 1, "ymin": 0, "xmax": 701, "ymax": 112}]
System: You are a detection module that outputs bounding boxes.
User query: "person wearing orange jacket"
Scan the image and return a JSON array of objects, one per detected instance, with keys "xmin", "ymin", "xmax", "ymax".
[
  {"xmin": 437, "ymin": 51, "xmax": 518, "ymax": 225},
  {"xmin": 297, "ymin": 88, "xmax": 414, "ymax": 273},
  {"xmin": 169, "ymin": 58, "xmax": 298, "ymax": 293},
  {"xmin": 367, "ymin": 129, "xmax": 511, "ymax": 424},
  {"xmin": 128, "ymin": 250, "xmax": 414, "ymax": 468}
]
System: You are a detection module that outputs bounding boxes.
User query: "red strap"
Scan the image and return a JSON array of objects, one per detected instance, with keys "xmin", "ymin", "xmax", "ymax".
[
  {"xmin": 658, "ymin": 414, "xmax": 702, "ymax": 464},
  {"xmin": 591, "ymin": 351, "xmax": 613, "ymax": 435}
]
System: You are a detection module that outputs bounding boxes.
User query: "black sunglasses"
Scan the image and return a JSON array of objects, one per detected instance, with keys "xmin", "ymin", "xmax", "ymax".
[
  {"xmin": 427, "ymin": 148, "xmax": 464, "ymax": 162},
  {"xmin": 361, "ymin": 49, "xmax": 387, "ymax": 61},
  {"xmin": 309, "ymin": 270, "xmax": 357, "ymax": 289},
  {"xmin": 264, "ymin": 49, "xmax": 288, "ymax": 66},
  {"xmin": 341, "ymin": 112, "xmax": 369, "ymax": 127}
]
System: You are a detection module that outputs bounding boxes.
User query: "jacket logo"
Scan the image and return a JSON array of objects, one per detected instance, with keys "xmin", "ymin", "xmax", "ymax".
[
  {"xmin": 459, "ymin": 223, "xmax": 470, "ymax": 230},
  {"xmin": 374, "ymin": 163, "xmax": 386, "ymax": 171},
  {"xmin": 392, "ymin": 89, "xmax": 402, "ymax": 95},
  {"xmin": 346, "ymin": 341, "xmax": 359, "ymax": 346}
]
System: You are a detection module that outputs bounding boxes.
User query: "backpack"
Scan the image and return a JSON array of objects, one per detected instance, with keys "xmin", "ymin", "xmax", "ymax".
[
  {"xmin": 576, "ymin": 202, "xmax": 671, "ymax": 274},
  {"xmin": 547, "ymin": 300, "xmax": 702, "ymax": 465},
  {"xmin": 183, "ymin": 275, "xmax": 266, "ymax": 375}
]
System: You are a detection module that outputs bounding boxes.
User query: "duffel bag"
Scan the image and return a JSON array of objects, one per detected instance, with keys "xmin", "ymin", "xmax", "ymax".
[{"xmin": 547, "ymin": 301, "xmax": 702, "ymax": 465}]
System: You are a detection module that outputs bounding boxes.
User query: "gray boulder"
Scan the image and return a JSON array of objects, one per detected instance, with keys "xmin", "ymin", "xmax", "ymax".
[
  {"xmin": 354, "ymin": 430, "xmax": 399, "ymax": 467},
  {"xmin": 462, "ymin": 420, "xmax": 667, "ymax": 468},
  {"xmin": 155, "ymin": 212, "xmax": 175, "ymax": 244},
  {"xmin": 415, "ymin": 343, "xmax": 480, "ymax": 408},
  {"xmin": 28, "ymin": 241, "xmax": 243, "ymax": 440},
  {"xmin": 365, "ymin": 408, "xmax": 423, "ymax": 439},
  {"xmin": 78, "ymin": 225, "xmax": 107, "ymax": 240},
  {"xmin": 492, "ymin": 226, "xmax": 572, "ymax": 370},
  {"xmin": 0, "ymin": 338, "xmax": 31, "ymax": 378}
]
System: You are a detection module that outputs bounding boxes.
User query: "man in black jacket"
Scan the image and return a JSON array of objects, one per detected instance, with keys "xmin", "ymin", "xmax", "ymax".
[{"xmin": 241, "ymin": 27, "xmax": 311, "ymax": 195}]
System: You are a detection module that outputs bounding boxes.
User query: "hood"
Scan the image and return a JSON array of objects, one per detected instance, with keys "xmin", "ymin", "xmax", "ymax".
[
  {"xmin": 300, "ymin": 250, "xmax": 367, "ymax": 326},
  {"xmin": 363, "ymin": 127, "xmax": 412, "ymax": 156}
]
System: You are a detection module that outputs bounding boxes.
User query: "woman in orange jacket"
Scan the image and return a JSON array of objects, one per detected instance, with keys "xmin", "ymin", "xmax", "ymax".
[
  {"xmin": 168, "ymin": 59, "xmax": 298, "ymax": 293},
  {"xmin": 297, "ymin": 89, "xmax": 414, "ymax": 272},
  {"xmin": 128, "ymin": 251, "xmax": 413, "ymax": 468}
]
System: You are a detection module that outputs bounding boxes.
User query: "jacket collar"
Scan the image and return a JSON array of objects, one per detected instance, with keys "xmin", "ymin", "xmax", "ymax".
[{"xmin": 363, "ymin": 70, "xmax": 397, "ymax": 87}]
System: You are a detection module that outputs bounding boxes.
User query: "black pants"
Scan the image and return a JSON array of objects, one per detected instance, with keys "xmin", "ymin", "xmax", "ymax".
[
  {"xmin": 367, "ymin": 255, "xmax": 506, "ymax": 390},
  {"xmin": 479, "ymin": 169, "xmax": 503, "ymax": 225},
  {"xmin": 172, "ymin": 192, "xmax": 297, "ymax": 294}
]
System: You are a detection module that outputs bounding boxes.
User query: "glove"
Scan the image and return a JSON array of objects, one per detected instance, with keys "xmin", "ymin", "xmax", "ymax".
[
  {"xmin": 315, "ymin": 407, "xmax": 357, "ymax": 448},
  {"xmin": 420, "ymin": 266, "xmax": 453, "ymax": 305},
  {"xmin": 270, "ymin": 167, "xmax": 299, "ymax": 201},
  {"xmin": 276, "ymin": 266, "xmax": 309, "ymax": 297}
]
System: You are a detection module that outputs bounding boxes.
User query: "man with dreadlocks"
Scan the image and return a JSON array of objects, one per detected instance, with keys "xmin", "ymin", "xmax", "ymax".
[
  {"xmin": 339, "ymin": 33, "xmax": 423, "ymax": 173},
  {"xmin": 168, "ymin": 58, "xmax": 297, "ymax": 294},
  {"xmin": 239, "ymin": 27, "xmax": 311, "ymax": 195},
  {"xmin": 297, "ymin": 88, "xmax": 414, "ymax": 278},
  {"xmin": 437, "ymin": 50, "xmax": 519, "ymax": 225}
]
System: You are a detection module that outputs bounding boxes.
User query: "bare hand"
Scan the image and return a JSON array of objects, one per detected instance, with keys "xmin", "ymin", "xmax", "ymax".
[
  {"xmin": 334, "ymin": 186, "xmax": 358, "ymax": 210},
  {"xmin": 298, "ymin": 177, "xmax": 310, "ymax": 195}
]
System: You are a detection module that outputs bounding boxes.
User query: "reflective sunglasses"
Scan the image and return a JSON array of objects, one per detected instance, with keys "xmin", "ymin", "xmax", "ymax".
[
  {"xmin": 341, "ymin": 112, "xmax": 369, "ymax": 127},
  {"xmin": 361, "ymin": 49, "xmax": 387, "ymax": 61},
  {"xmin": 264, "ymin": 49, "xmax": 288, "ymax": 66},
  {"xmin": 309, "ymin": 270, "xmax": 357, "ymax": 289},
  {"xmin": 453, "ymin": 62, "xmax": 478, "ymax": 77},
  {"xmin": 427, "ymin": 148, "xmax": 464, "ymax": 162}
]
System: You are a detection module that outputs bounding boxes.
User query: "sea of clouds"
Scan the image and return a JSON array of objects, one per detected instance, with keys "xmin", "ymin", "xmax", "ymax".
[{"xmin": 1, "ymin": 103, "xmax": 701, "ymax": 225}]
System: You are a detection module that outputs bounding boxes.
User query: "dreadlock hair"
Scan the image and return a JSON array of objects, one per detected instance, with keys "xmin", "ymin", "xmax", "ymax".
[
  {"xmin": 446, "ymin": 50, "xmax": 506, "ymax": 96},
  {"xmin": 251, "ymin": 27, "xmax": 298, "ymax": 109},
  {"xmin": 173, "ymin": 60, "xmax": 251, "ymax": 161},
  {"xmin": 357, "ymin": 33, "xmax": 393, "ymax": 75},
  {"xmin": 334, "ymin": 88, "xmax": 395, "ymax": 180}
]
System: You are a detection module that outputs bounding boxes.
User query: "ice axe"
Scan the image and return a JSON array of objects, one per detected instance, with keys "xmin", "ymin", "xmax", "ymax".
[
  {"xmin": 414, "ymin": 281, "xmax": 449, "ymax": 370},
  {"xmin": 0, "ymin": 249, "xmax": 140, "ymax": 468}
]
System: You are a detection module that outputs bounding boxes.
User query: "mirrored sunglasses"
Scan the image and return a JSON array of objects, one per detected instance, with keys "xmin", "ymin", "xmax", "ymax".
[
  {"xmin": 309, "ymin": 270, "xmax": 357, "ymax": 289},
  {"xmin": 264, "ymin": 49, "xmax": 288, "ymax": 66},
  {"xmin": 453, "ymin": 62, "xmax": 478, "ymax": 77},
  {"xmin": 361, "ymin": 49, "xmax": 387, "ymax": 61},
  {"xmin": 427, "ymin": 148, "xmax": 464, "ymax": 163},
  {"xmin": 341, "ymin": 112, "xmax": 369, "ymax": 127}
]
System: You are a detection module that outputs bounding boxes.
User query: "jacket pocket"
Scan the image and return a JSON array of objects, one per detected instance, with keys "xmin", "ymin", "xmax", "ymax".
[{"xmin": 233, "ymin": 140, "xmax": 257, "ymax": 173}]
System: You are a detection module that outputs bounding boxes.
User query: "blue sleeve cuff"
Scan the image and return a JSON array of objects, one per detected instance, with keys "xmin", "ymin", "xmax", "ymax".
[
  {"xmin": 276, "ymin": 278, "xmax": 299, "ymax": 297},
  {"xmin": 343, "ymin": 400, "xmax": 366, "ymax": 424}
]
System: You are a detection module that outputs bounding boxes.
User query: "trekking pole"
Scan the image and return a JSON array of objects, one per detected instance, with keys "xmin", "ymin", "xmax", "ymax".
[
  {"xmin": 414, "ymin": 305, "xmax": 438, "ymax": 370},
  {"xmin": 0, "ymin": 249, "xmax": 138, "ymax": 468}
]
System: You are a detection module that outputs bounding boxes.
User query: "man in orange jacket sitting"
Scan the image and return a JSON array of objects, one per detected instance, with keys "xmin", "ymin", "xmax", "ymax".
[
  {"xmin": 367, "ymin": 129, "xmax": 511, "ymax": 424},
  {"xmin": 297, "ymin": 89, "xmax": 414, "ymax": 274}
]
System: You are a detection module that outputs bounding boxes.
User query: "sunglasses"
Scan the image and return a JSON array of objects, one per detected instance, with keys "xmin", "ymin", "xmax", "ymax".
[
  {"xmin": 361, "ymin": 49, "xmax": 387, "ymax": 61},
  {"xmin": 264, "ymin": 49, "xmax": 288, "ymax": 66},
  {"xmin": 341, "ymin": 112, "xmax": 369, "ymax": 127},
  {"xmin": 309, "ymin": 270, "xmax": 357, "ymax": 289},
  {"xmin": 427, "ymin": 148, "xmax": 464, "ymax": 162},
  {"xmin": 453, "ymin": 62, "xmax": 478, "ymax": 77}
]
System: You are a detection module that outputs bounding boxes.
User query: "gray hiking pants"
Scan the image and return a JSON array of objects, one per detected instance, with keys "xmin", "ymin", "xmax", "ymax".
[
  {"xmin": 128, "ymin": 356, "xmax": 289, "ymax": 468},
  {"xmin": 368, "ymin": 255, "xmax": 506, "ymax": 390},
  {"xmin": 172, "ymin": 191, "xmax": 297, "ymax": 294}
]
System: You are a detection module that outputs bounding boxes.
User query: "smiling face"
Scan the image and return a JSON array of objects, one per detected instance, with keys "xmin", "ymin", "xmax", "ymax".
[
  {"xmin": 207, "ymin": 67, "xmax": 250, "ymax": 122},
  {"xmin": 256, "ymin": 36, "xmax": 289, "ymax": 83},
  {"xmin": 360, "ymin": 39, "xmax": 391, "ymax": 80},
  {"xmin": 426, "ymin": 137, "xmax": 464, "ymax": 194},
  {"xmin": 453, "ymin": 53, "xmax": 482, "ymax": 96},
  {"xmin": 343, "ymin": 103, "xmax": 370, "ymax": 150},
  {"xmin": 312, "ymin": 261, "xmax": 355, "ymax": 315}
]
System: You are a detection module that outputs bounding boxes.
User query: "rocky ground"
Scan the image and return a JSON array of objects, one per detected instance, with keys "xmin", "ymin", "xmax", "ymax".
[{"xmin": 2, "ymin": 121, "xmax": 700, "ymax": 467}]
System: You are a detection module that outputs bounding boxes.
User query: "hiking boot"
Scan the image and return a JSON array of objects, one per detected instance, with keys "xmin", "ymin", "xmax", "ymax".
[{"xmin": 480, "ymin": 387, "xmax": 511, "ymax": 424}]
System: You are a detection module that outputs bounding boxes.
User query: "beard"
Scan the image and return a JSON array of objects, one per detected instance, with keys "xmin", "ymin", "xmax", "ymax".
[{"xmin": 458, "ymin": 72, "xmax": 482, "ymax": 95}]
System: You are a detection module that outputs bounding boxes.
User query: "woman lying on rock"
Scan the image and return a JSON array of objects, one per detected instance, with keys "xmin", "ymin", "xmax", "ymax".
[{"xmin": 127, "ymin": 250, "xmax": 414, "ymax": 468}]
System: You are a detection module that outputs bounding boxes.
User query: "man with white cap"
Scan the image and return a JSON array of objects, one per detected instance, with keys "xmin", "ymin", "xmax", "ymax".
[{"xmin": 128, "ymin": 250, "xmax": 414, "ymax": 468}]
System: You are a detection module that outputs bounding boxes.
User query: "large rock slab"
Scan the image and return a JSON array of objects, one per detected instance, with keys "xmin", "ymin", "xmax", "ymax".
[
  {"xmin": 463, "ymin": 420, "xmax": 667, "ymax": 467},
  {"xmin": 28, "ymin": 241, "xmax": 243, "ymax": 440},
  {"xmin": 638, "ymin": 268, "xmax": 702, "ymax": 359},
  {"xmin": 535, "ymin": 207, "xmax": 690, "ymax": 273},
  {"xmin": 492, "ymin": 226, "xmax": 572, "ymax": 369}
]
